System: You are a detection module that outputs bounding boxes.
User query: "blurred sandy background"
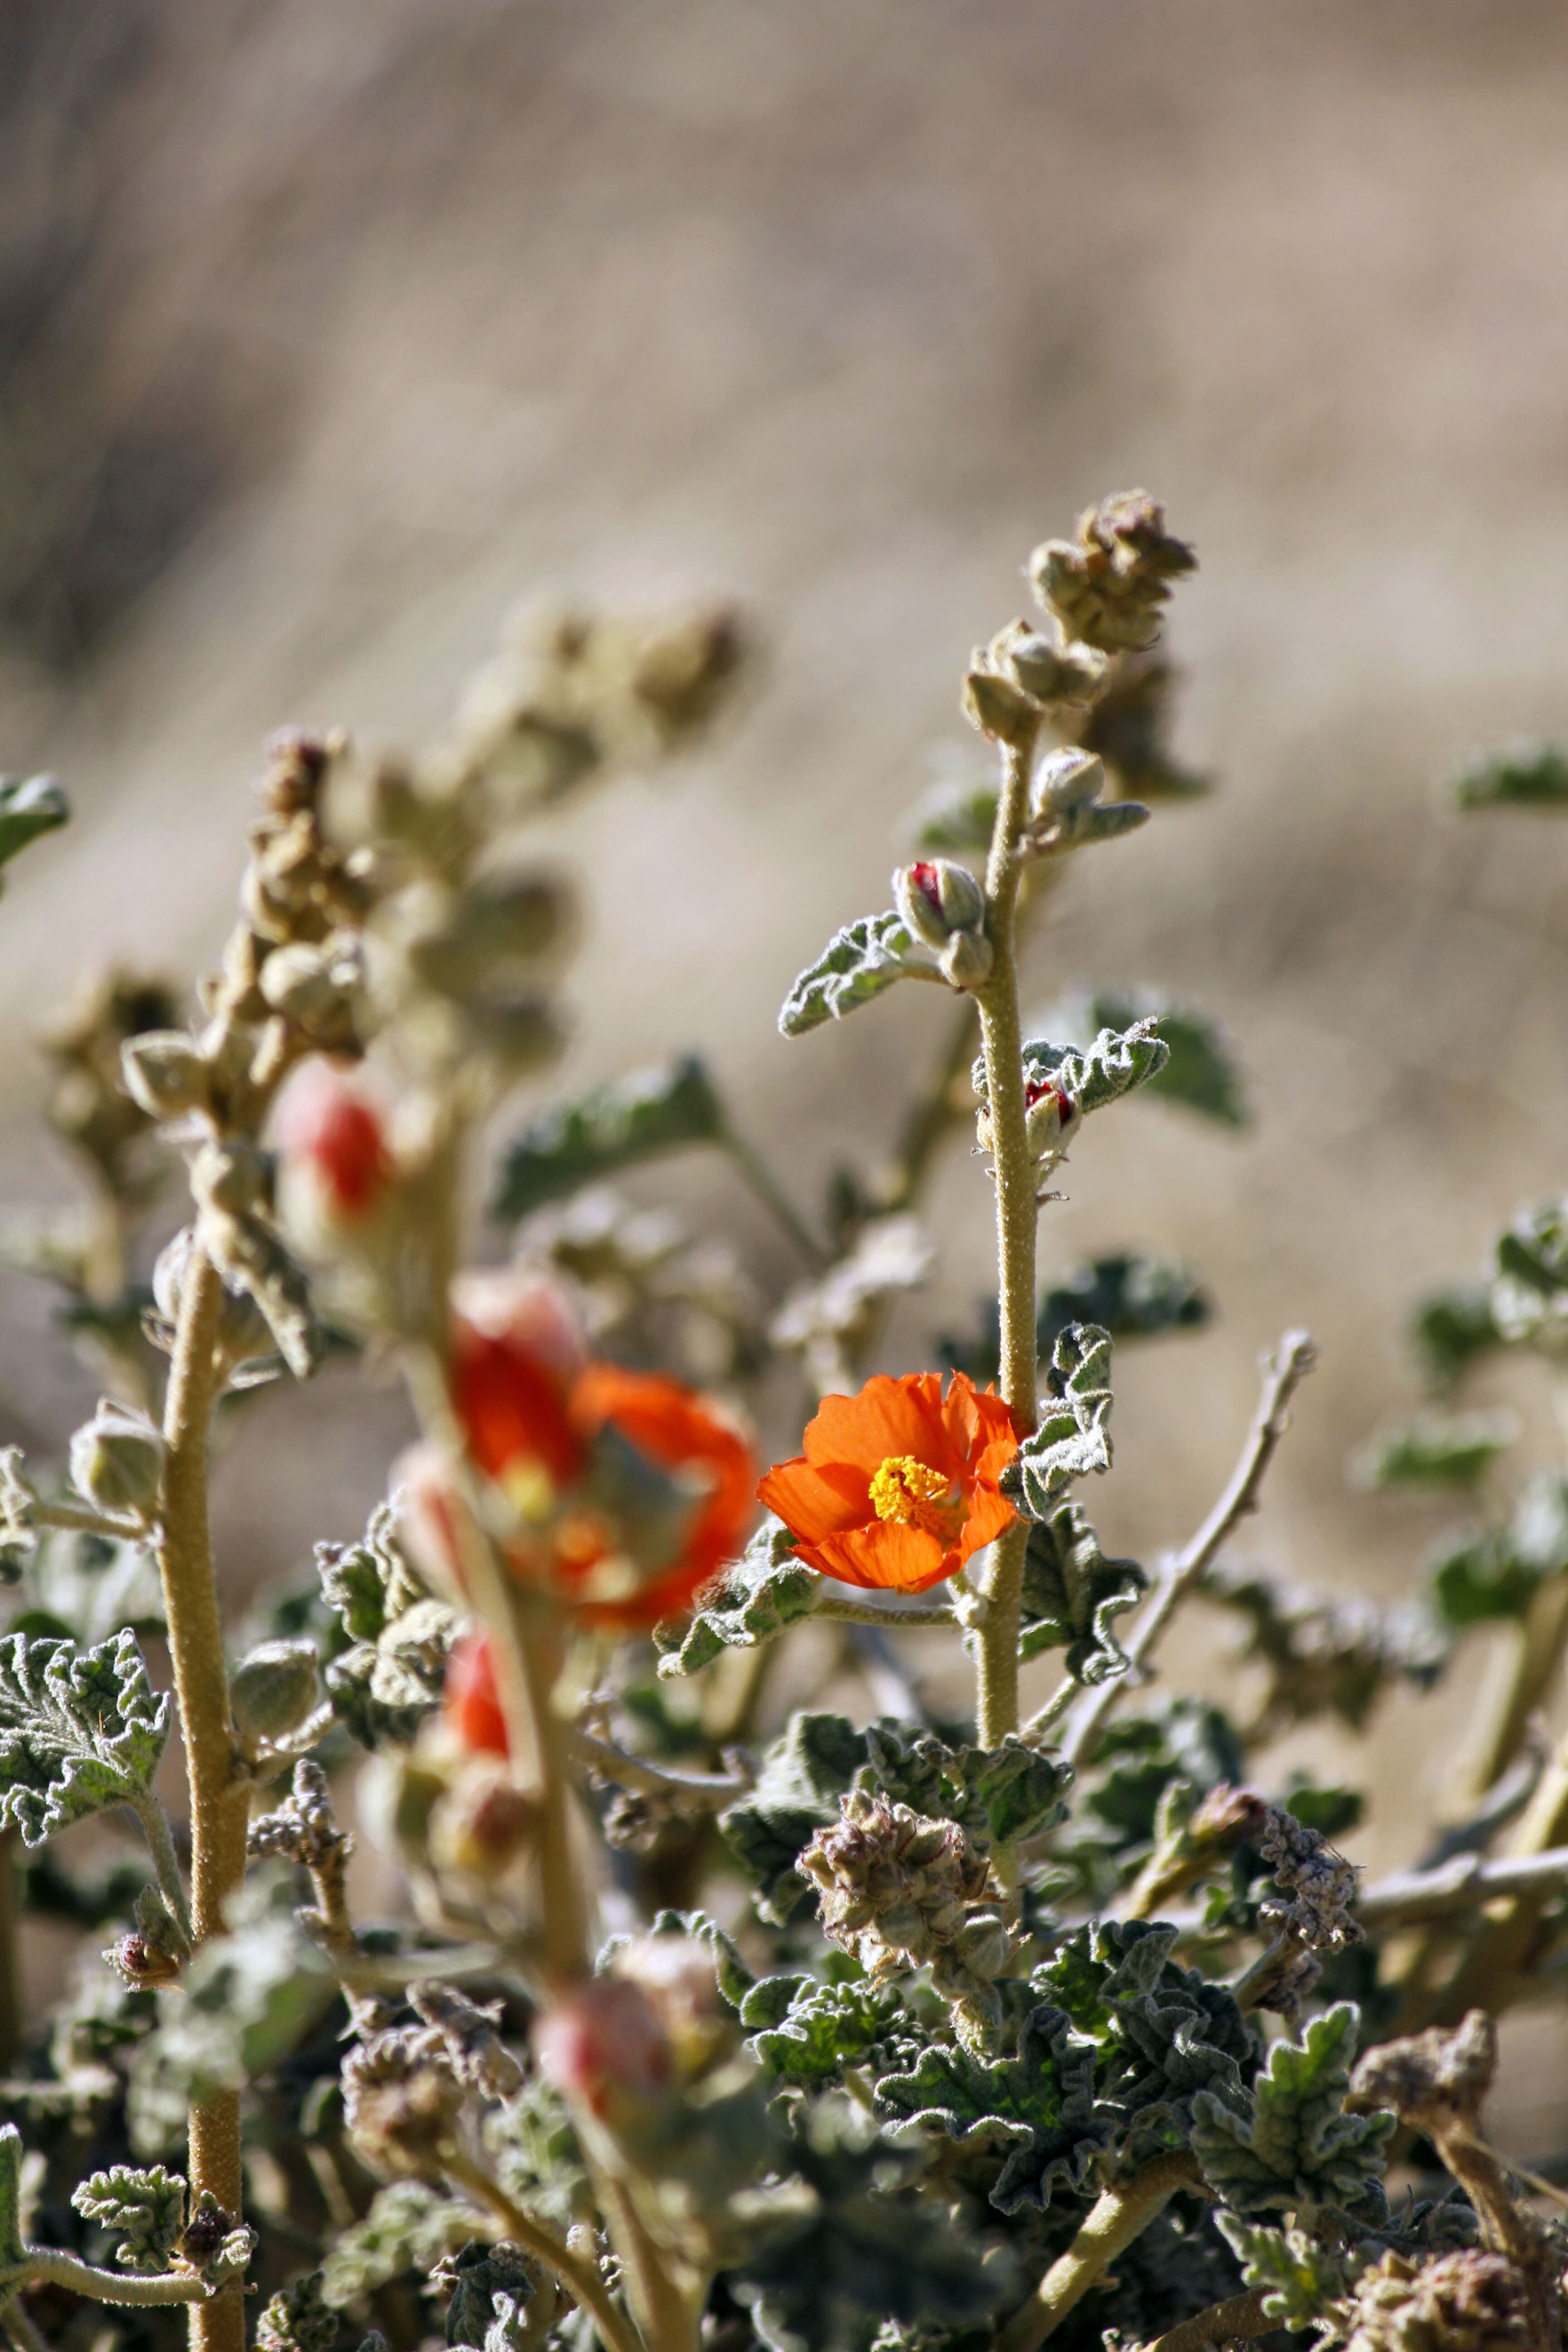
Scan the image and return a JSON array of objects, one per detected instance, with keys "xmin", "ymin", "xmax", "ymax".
[{"xmin": 4, "ymin": 0, "xmax": 1568, "ymax": 2107}]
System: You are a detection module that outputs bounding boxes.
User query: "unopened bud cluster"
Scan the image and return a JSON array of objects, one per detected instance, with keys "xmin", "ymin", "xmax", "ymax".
[
  {"xmin": 1340, "ymin": 2249, "xmax": 1529, "ymax": 2352},
  {"xmin": 892, "ymin": 859, "xmax": 992, "ymax": 989},
  {"xmin": 800, "ymin": 1790, "xmax": 1012, "ymax": 2023}
]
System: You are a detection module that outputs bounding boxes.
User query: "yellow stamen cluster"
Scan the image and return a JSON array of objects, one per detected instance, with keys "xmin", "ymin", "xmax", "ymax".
[{"xmin": 869, "ymin": 1455, "xmax": 960, "ymax": 1539}]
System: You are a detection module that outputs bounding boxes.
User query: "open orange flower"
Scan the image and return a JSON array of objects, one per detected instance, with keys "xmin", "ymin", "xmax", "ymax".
[{"xmin": 757, "ymin": 1369, "xmax": 1019, "ymax": 1594}]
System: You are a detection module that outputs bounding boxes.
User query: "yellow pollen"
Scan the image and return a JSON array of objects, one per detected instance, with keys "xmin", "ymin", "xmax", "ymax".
[{"xmin": 869, "ymin": 1455, "xmax": 958, "ymax": 1533}]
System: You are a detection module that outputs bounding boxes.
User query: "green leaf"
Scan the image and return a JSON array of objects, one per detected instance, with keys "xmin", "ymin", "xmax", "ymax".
[
  {"xmin": 1201, "ymin": 1563, "xmax": 1448, "ymax": 1737},
  {"xmin": 1454, "ymin": 741, "xmax": 1568, "ymax": 810},
  {"xmin": 1354, "ymin": 1410, "xmax": 1519, "ymax": 1492},
  {"xmin": 255, "ymin": 2269, "xmax": 337, "ymax": 2352},
  {"xmin": 976, "ymin": 1024, "xmax": 1170, "ymax": 1122},
  {"xmin": 1085, "ymin": 991, "xmax": 1245, "ymax": 1126},
  {"xmin": 1019, "ymin": 1501, "xmax": 1147, "ymax": 1679},
  {"xmin": 1085, "ymin": 1699, "xmax": 1247, "ymax": 1850},
  {"xmin": 653, "ymin": 1517, "xmax": 820, "ymax": 1677},
  {"xmin": 492, "ymin": 1054, "xmax": 727, "ymax": 1220},
  {"xmin": 440, "ymin": 2241, "xmax": 538, "ymax": 2351},
  {"xmin": 318, "ymin": 1501, "xmax": 427, "ymax": 1646},
  {"xmin": 1003, "ymin": 1324, "xmax": 1115, "ymax": 1518},
  {"xmin": 641, "ymin": 1907, "xmax": 756, "ymax": 2011},
  {"xmin": 0, "ymin": 775, "xmax": 68, "ymax": 886},
  {"xmin": 0, "ymin": 2126, "xmax": 24, "ymax": 2267},
  {"xmin": 1191, "ymin": 2003, "xmax": 1393, "ymax": 2213},
  {"xmin": 876, "ymin": 2004, "xmax": 1109, "ymax": 2214},
  {"xmin": 319, "ymin": 2183, "xmax": 478, "ymax": 2308},
  {"xmin": 1411, "ymin": 1284, "xmax": 1503, "ymax": 1387},
  {"xmin": 942, "ymin": 1252, "xmax": 1208, "ymax": 1384},
  {"xmin": 908, "ymin": 773, "xmax": 1000, "ymax": 854},
  {"xmin": 778, "ymin": 911, "xmax": 941, "ymax": 1039},
  {"xmin": 851, "ymin": 1720, "xmax": 1072, "ymax": 1851},
  {"xmin": 1428, "ymin": 1471, "xmax": 1568, "ymax": 1629},
  {"xmin": 71, "ymin": 2164, "xmax": 187, "ymax": 2272},
  {"xmin": 745, "ymin": 1975, "xmax": 910, "ymax": 2087},
  {"xmin": 1214, "ymin": 2213, "xmax": 1349, "ymax": 2330},
  {"xmin": 720, "ymin": 1711, "xmax": 869, "ymax": 1923},
  {"xmin": 0, "ymin": 1629, "xmax": 171, "ymax": 1846},
  {"xmin": 324, "ymin": 1598, "xmax": 458, "ymax": 1750}
]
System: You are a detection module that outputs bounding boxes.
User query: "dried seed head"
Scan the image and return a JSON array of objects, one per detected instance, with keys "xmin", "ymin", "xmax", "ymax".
[
  {"xmin": 800, "ymin": 1789, "xmax": 1008, "ymax": 2018},
  {"xmin": 1342, "ymin": 2248, "xmax": 1530, "ymax": 2352},
  {"xmin": 1028, "ymin": 490, "xmax": 1196, "ymax": 655}
]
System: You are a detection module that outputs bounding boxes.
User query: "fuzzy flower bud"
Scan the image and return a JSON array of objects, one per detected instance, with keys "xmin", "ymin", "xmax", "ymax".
[
  {"xmin": 991, "ymin": 620, "xmax": 1106, "ymax": 709},
  {"xmin": 960, "ymin": 660, "xmax": 1043, "ymax": 750},
  {"xmin": 892, "ymin": 859, "xmax": 993, "ymax": 989},
  {"xmin": 1028, "ymin": 489, "xmax": 1196, "ymax": 654},
  {"xmin": 1031, "ymin": 747, "xmax": 1106, "ymax": 816},
  {"xmin": 229, "ymin": 1638, "xmax": 321, "ymax": 1757},
  {"xmin": 69, "ymin": 1399, "xmax": 166, "ymax": 1519},
  {"xmin": 533, "ymin": 1976, "xmax": 673, "ymax": 2121},
  {"xmin": 259, "ymin": 933, "xmax": 365, "ymax": 1050},
  {"xmin": 119, "ymin": 1030, "xmax": 211, "ymax": 1121},
  {"xmin": 428, "ymin": 1758, "xmax": 539, "ymax": 1882},
  {"xmin": 274, "ymin": 1058, "xmax": 391, "ymax": 1225}
]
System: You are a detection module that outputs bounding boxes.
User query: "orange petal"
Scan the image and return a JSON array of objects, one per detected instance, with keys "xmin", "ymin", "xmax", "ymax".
[
  {"xmin": 971, "ymin": 1431, "xmax": 1020, "ymax": 1493},
  {"xmin": 808, "ymin": 1520, "xmax": 948, "ymax": 1593},
  {"xmin": 804, "ymin": 1373, "xmax": 949, "ymax": 1478},
  {"xmin": 957, "ymin": 1481, "xmax": 1017, "ymax": 1565},
  {"xmin": 758, "ymin": 1455, "xmax": 871, "ymax": 1544}
]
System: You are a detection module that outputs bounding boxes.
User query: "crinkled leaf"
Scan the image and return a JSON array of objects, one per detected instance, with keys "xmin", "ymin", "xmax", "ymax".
[
  {"xmin": 1085, "ymin": 1700, "xmax": 1247, "ymax": 1849},
  {"xmin": 1085, "ymin": 991, "xmax": 1245, "ymax": 1126},
  {"xmin": 778, "ymin": 911, "xmax": 940, "ymax": 1039},
  {"xmin": 653, "ymin": 1517, "xmax": 820, "ymax": 1677},
  {"xmin": 71, "ymin": 2164, "xmax": 186, "ymax": 2272},
  {"xmin": 0, "ymin": 774, "xmax": 68, "ymax": 884},
  {"xmin": 876, "ymin": 2004, "xmax": 1108, "ymax": 2214},
  {"xmin": 1003, "ymin": 1324, "xmax": 1115, "ymax": 1518},
  {"xmin": 908, "ymin": 772, "xmax": 1000, "ymax": 854},
  {"xmin": 642, "ymin": 1907, "xmax": 756, "ymax": 2012},
  {"xmin": 441, "ymin": 2241, "xmax": 537, "ymax": 2350},
  {"xmin": 0, "ymin": 2127, "xmax": 23, "ymax": 2266},
  {"xmin": 852, "ymin": 1720, "xmax": 1071, "ymax": 1852},
  {"xmin": 318, "ymin": 1500, "xmax": 427, "ymax": 1646},
  {"xmin": 1454, "ymin": 742, "xmax": 1568, "ymax": 810},
  {"xmin": 1191, "ymin": 2003, "xmax": 1392, "ymax": 2213},
  {"xmin": 0, "ymin": 1629, "xmax": 171, "ymax": 1846},
  {"xmin": 492, "ymin": 1054, "xmax": 727, "ymax": 1220},
  {"xmin": 1215, "ymin": 2213, "xmax": 1349, "ymax": 2329},
  {"xmin": 974, "ymin": 1024, "xmax": 1169, "ymax": 1121},
  {"xmin": 724, "ymin": 2105, "xmax": 1009, "ymax": 2352},
  {"xmin": 1412, "ymin": 1283, "xmax": 1503, "ymax": 1388},
  {"xmin": 720, "ymin": 1711, "xmax": 869, "ymax": 1923},
  {"xmin": 319, "ymin": 2182, "xmax": 477, "ymax": 2308},
  {"xmin": 324, "ymin": 1598, "xmax": 458, "ymax": 1750},
  {"xmin": 1202, "ymin": 1563, "xmax": 1449, "ymax": 1737},
  {"xmin": 745, "ymin": 1975, "xmax": 910, "ymax": 2087},
  {"xmin": 1354, "ymin": 1411, "xmax": 1518, "ymax": 1492},
  {"xmin": 1019, "ymin": 1500, "xmax": 1146, "ymax": 1679}
]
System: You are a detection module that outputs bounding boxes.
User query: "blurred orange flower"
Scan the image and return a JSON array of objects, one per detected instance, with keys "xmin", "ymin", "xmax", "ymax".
[{"xmin": 758, "ymin": 1370, "xmax": 1019, "ymax": 1594}]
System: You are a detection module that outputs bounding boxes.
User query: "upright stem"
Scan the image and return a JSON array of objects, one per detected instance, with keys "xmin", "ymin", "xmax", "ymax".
[
  {"xmin": 997, "ymin": 2152, "xmax": 1201, "ymax": 2352},
  {"xmin": 974, "ymin": 739, "xmax": 1041, "ymax": 1747},
  {"xmin": 157, "ymin": 1245, "xmax": 248, "ymax": 2352},
  {"xmin": 0, "ymin": 1835, "xmax": 20, "ymax": 2074}
]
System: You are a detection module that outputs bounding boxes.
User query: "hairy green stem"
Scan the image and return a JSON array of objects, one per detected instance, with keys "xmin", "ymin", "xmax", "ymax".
[
  {"xmin": 0, "ymin": 1836, "xmax": 20, "ymax": 2076},
  {"xmin": 156, "ymin": 1244, "xmax": 247, "ymax": 2352},
  {"xmin": 0, "ymin": 2253, "xmax": 225, "ymax": 2308},
  {"xmin": 974, "ymin": 737, "xmax": 1042, "ymax": 1747},
  {"xmin": 30, "ymin": 1498, "xmax": 153, "ymax": 1544},
  {"xmin": 129, "ymin": 1794, "xmax": 193, "ymax": 1947},
  {"xmin": 1147, "ymin": 2288, "xmax": 1271, "ymax": 2352},
  {"xmin": 594, "ymin": 2172, "xmax": 702, "ymax": 2352},
  {"xmin": 997, "ymin": 2152, "xmax": 1202, "ymax": 2351},
  {"xmin": 813, "ymin": 1596, "xmax": 956, "ymax": 1628},
  {"xmin": 0, "ymin": 2289, "xmax": 49, "ymax": 2352}
]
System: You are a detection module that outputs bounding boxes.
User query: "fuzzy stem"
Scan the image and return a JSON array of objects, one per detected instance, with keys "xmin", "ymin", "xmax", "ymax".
[
  {"xmin": 997, "ymin": 2152, "xmax": 1202, "ymax": 2351},
  {"xmin": 0, "ymin": 2290, "xmax": 49, "ymax": 2352},
  {"xmin": 0, "ymin": 2253, "xmax": 225, "ymax": 2308},
  {"xmin": 566, "ymin": 1727, "xmax": 746, "ymax": 1807},
  {"xmin": 813, "ymin": 1597, "xmax": 957, "ymax": 1628},
  {"xmin": 594, "ymin": 2172, "xmax": 702, "ymax": 2352},
  {"xmin": 128, "ymin": 1793, "xmax": 193, "ymax": 1947},
  {"xmin": 1058, "ymin": 1331, "xmax": 1317, "ymax": 1770},
  {"xmin": 974, "ymin": 738, "xmax": 1043, "ymax": 1748},
  {"xmin": 440, "ymin": 2150, "xmax": 646, "ymax": 2352},
  {"xmin": 1427, "ymin": 1722, "xmax": 1568, "ymax": 2028},
  {"xmin": 155, "ymin": 1244, "xmax": 248, "ymax": 2352},
  {"xmin": 0, "ymin": 1836, "xmax": 20, "ymax": 2076},
  {"xmin": 1464, "ymin": 1578, "xmax": 1568, "ymax": 1810},
  {"xmin": 30, "ymin": 1498, "xmax": 154, "ymax": 1544}
]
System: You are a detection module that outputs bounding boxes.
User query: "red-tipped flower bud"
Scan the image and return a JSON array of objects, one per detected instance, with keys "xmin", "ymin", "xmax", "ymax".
[
  {"xmin": 892, "ymin": 859, "xmax": 992, "ymax": 990},
  {"xmin": 274, "ymin": 1058, "xmax": 390, "ymax": 1224}
]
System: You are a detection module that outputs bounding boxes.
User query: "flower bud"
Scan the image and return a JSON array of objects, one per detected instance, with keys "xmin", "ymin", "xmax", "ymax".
[
  {"xmin": 259, "ymin": 934, "xmax": 364, "ymax": 1045},
  {"xmin": 428, "ymin": 1758, "xmax": 539, "ymax": 1881},
  {"xmin": 152, "ymin": 1228, "xmax": 275, "ymax": 1365},
  {"xmin": 120, "ymin": 1031, "xmax": 211, "ymax": 1120},
  {"xmin": 992, "ymin": 622, "xmax": 1105, "ymax": 709},
  {"xmin": 69, "ymin": 1400, "xmax": 166, "ymax": 1518},
  {"xmin": 1031, "ymin": 747, "xmax": 1105, "ymax": 816},
  {"xmin": 1022, "ymin": 1074, "xmax": 1082, "ymax": 1161},
  {"xmin": 274, "ymin": 1058, "xmax": 390, "ymax": 1223},
  {"xmin": 442, "ymin": 1632, "xmax": 509, "ymax": 1758},
  {"xmin": 892, "ymin": 861, "xmax": 993, "ymax": 990},
  {"xmin": 960, "ymin": 662, "xmax": 1042, "ymax": 750},
  {"xmin": 229, "ymin": 1638, "xmax": 320, "ymax": 1756},
  {"xmin": 533, "ymin": 1978, "xmax": 672, "ymax": 2119}
]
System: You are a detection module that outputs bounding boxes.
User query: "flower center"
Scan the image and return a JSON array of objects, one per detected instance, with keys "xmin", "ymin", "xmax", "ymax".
[{"xmin": 868, "ymin": 1455, "xmax": 964, "ymax": 1542}]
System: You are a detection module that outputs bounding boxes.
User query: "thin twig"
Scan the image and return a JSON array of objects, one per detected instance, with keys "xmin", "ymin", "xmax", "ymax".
[
  {"xmin": 813, "ymin": 1597, "xmax": 957, "ymax": 1629},
  {"xmin": 1147, "ymin": 2288, "xmax": 1271, "ymax": 2352},
  {"xmin": 565, "ymin": 1726, "xmax": 748, "ymax": 1808},
  {"xmin": 0, "ymin": 2254, "xmax": 226, "ymax": 2308},
  {"xmin": 128, "ymin": 1793, "xmax": 193, "ymax": 1946},
  {"xmin": 1058, "ymin": 1331, "xmax": 1317, "ymax": 1772},
  {"xmin": 437, "ymin": 2150, "xmax": 647, "ymax": 2352},
  {"xmin": 31, "ymin": 1497, "xmax": 153, "ymax": 1544},
  {"xmin": 720, "ymin": 1129, "xmax": 826, "ymax": 1266}
]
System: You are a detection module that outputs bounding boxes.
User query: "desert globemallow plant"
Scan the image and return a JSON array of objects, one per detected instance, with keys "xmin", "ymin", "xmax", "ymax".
[{"xmin": 0, "ymin": 499, "xmax": 1560, "ymax": 2352}]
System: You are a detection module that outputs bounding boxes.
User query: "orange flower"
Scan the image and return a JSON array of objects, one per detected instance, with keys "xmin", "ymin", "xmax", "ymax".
[
  {"xmin": 757, "ymin": 1370, "xmax": 1019, "ymax": 1594},
  {"xmin": 434, "ymin": 1274, "xmax": 758, "ymax": 1632}
]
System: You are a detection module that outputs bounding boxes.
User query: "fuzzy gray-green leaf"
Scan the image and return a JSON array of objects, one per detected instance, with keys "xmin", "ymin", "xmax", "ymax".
[
  {"xmin": 1003, "ymin": 1324, "xmax": 1115, "ymax": 1519},
  {"xmin": 493, "ymin": 1054, "xmax": 727, "ymax": 1220},
  {"xmin": 1019, "ymin": 1501, "xmax": 1146, "ymax": 1679},
  {"xmin": 1454, "ymin": 741, "xmax": 1568, "ymax": 810},
  {"xmin": 0, "ymin": 775, "xmax": 68, "ymax": 884},
  {"xmin": 0, "ymin": 1629, "xmax": 171, "ymax": 1846},
  {"xmin": 1086, "ymin": 991, "xmax": 1245, "ymax": 1126},
  {"xmin": 72, "ymin": 2164, "xmax": 187, "ymax": 2272},
  {"xmin": 778, "ymin": 911, "xmax": 940, "ymax": 1038},
  {"xmin": 1191, "ymin": 2003, "xmax": 1392, "ymax": 2213},
  {"xmin": 653, "ymin": 1516, "xmax": 820, "ymax": 1677},
  {"xmin": 1354, "ymin": 1411, "xmax": 1519, "ymax": 1493}
]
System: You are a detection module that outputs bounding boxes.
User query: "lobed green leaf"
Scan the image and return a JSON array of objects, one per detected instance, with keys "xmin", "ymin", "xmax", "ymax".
[
  {"xmin": 1003, "ymin": 1323, "xmax": 1115, "ymax": 1519},
  {"xmin": 492, "ymin": 1053, "xmax": 727, "ymax": 1219},
  {"xmin": 1019, "ymin": 1500, "xmax": 1146, "ymax": 1679},
  {"xmin": 778, "ymin": 911, "xmax": 941, "ymax": 1038},
  {"xmin": 0, "ymin": 1629, "xmax": 171, "ymax": 1846},
  {"xmin": 1191, "ymin": 2003, "xmax": 1392, "ymax": 2214},
  {"xmin": 653, "ymin": 1517, "xmax": 820, "ymax": 1677},
  {"xmin": 1085, "ymin": 991, "xmax": 1245, "ymax": 1126}
]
